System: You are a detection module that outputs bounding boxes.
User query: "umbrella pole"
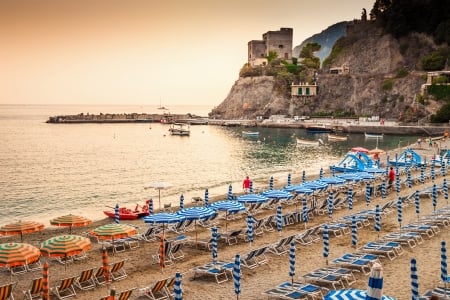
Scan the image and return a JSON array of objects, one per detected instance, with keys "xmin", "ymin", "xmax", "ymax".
[{"xmin": 158, "ymin": 190, "xmax": 161, "ymax": 211}]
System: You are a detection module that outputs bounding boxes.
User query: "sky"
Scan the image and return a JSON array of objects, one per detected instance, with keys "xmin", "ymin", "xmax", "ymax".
[{"xmin": 0, "ymin": 0, "xmax": 374, "ymax": 107}]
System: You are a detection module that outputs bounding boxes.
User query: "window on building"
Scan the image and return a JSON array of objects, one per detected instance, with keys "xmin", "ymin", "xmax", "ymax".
[
  {"xmin": 278, "ymin": 45, "xmax": 284, "ymax": 49},
  {"xmin": 298, "ymin": 88, "xmax": 302, "ymax": 95},
  {"xmin": 306, "ymin": 87, "xmax": 310, "ymax": 95}
]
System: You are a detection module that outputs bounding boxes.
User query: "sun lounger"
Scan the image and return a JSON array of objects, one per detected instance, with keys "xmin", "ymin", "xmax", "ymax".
[
  {"xmin": 295, "ymin": 226, "xmax": 321, "ymax": 245},
  {"xmin": 114, "ymin": 288, "xmax": 136, "ymax": 300},
  {"xmin": 321, "ymin": 223, "xmax": 349, "ymax": 238},
  {"xmin": 23, "ymin": 278, "xmax": 43, "ymax": 300},
  {"xmin": 301, "ymin": 271, "xmax": 345, "ymax": 290},
  {"xmin": 93, "ymin": 266, "xmax": 109, "ymax": 286},
  {"xmin": 314, "ymin": 266, "xmax": 357, "ymax": 286},
  {"xmin": 74, "ymin": 267, "xmax": 96, "ymax": 290},
  {"xmin": 262, "ymin": 286, "xmax": 309, "ymax": 299},
  {"xmin": 401, "ymin": 223, "xmax": 438, "ymax": 238},
  {"xmin": 331, "ymin": 255, "xmax": 372, "ymax": 275},
  {"xmin": 193, "ymin": 261, "xmax": 234, "ymax": 284},
  {"xmin": 51, "ymin": 276, "xmax": 77, "ymax": 300},
  {"xmin": 268, "ymin": 235, "xmax": 296, "ymax": 255},
  {"xmin": 241, "ymin": 247, "xmax": 266, "ymax": 269},
  {"xmin": 359, "ymin": 241, "xmax": 401, "ymax": 260},
  {"xmin": 381, "ymin": 232, "xmax": 421, "ymax": 248},
  {"xmin": 0, "ymin": 282, "xmax": 16, "ymax": 300},
  {"xmin": 142, "ymin": 278, "xmax": 169, "ymax": 300},
  {"xmin": 109, "ymin": 260, "xmax": 127, "ymax": 281},
  {"xmin": 220, "ymin": 229, "xmax": 242, "ymax": 245},
  {"xmin": 276, "ymin": 281, "xmax": 326, "ymax": 299}
]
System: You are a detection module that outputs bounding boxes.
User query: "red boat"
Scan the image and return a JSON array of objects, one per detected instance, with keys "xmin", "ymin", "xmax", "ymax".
[{"xmin": 103, "ymin": 201, "xmax": 150, "ymax": 220}]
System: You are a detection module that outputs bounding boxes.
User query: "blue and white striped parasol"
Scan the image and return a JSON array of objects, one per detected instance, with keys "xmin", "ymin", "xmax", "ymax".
[
  {"xmin": 443, "ymin": 178, "xmax": 449, "ymax": 204},
  {"xmin": 431, "ymin": 161, "xmax": 435, "ymax": 181},
  {"xmin": 177, "ymin": 207, "xmax": 216, "ymax": 242},
  {"xmin": 276, "ymin": 205, "xmax": 283, "ymax": 235},
  {"xmin": 432, "ymin": 184, "xmax": 437, "ymax": 211},
  {"xmin": 227, "ymin": 184, "xmax": 233, "ymax": 200},
  {"xmin": 348, "ymin": 187, "xmax": 353, "ymax": 210},
  {"xmin": 302, "ymin": 197, "xmax": 309, "ymax": 227},
  {"xmin": 406, "ymin": 167, "xmax": 412, "ymax": 188},
  {"xmin": 414, "ymin": 191, "xmax": 420, "ymax": 220},
  {"xmin": 365, "ymin": 183, "xmax": 372, "ymax": 206},
  {"xmin": 289, "ymin": 242, "xmax": 296, "ymax": 284},
  {"xmin": 319, "ymin": 167, "xmax": 323, "ymax": 179},
  {"xmin": 441, "ymin": 241, "xmax": 448, "ymax": 285},
  {"xmin": 397, "ymin": 197, "xmax": 403, "ymax": 228},
  {"xmin": 115, "ymin": 203, "xmax": 120, "ymax": 224},
  {"xmin": 287, "ymin": 186, "xmax": 313, "ymax": 195},
  {"xmin": 367, "ymin": 263, "xmax": 384, "ymax": 300},
  {"xmin": 261, "ymin": 189, "xmax": 293, "ymax": 200},
  {"xmin": 144, "ymin": 212, "xmax": 186, "ymax": 237},
  {"xmin": 179, "ymin": 194, "xmax": 184, "ymax": 210},
  {"xmin": 324, "ymin": 290, "xmax": 395, "ymax": 300},
  {"xmin": 211, "ymin": 227, "xmax": 218, "ymax": 265},
  {"xmin": 411, "ymin": 258, "xmax": 419, "ymax": 300},
  {"xmin": 148, "ymin": 199, "xmax": 154, "ymax": 215},
  {"xmin": 375, "ymin": 204, "xmax": 381, "ymax": 238},
  {"xmin": 287, "ymin": 173, "xmax": 292, "ymax": 186},
  {"xmin": 420, "ymin": 165, "xmax": 425, "ymax": 184},
  {"xmin": 323, "ymin": 224, "xmax": 329, "ymax": 265},
  {"xmin": 269, "ymin": 176, "xmax": 274, "ymax": 190},
  {"xmin": 237, "ymin": 193, "xmax": 269, "ymax": 204},
  {"xmin": 204, "ymin": 189, "xmax": 209, "ymax": 207},
  {"xmin": 395, "ymin": 169, "xmax": 400, "ymax": 194},
  {"xmin": 246, "ymin": 214, "xmax": 254, "ymax": 245},
  {"xmin": 174, "ymin": 272, "xmax": 183, "ymax": 300},
  {"xmin": 328, "ymin": 192, "xmax": 334, "ymax": 219},
  {"xmin": 302, "ymin": 170, "xmax": 306, "ymax": 183},
  {"xmin": 351, "ymin": 216, "xmax": 357, "ymax": 248},
  {"xmin": 233, "ymin": 254, "xmax": 241, "ymax": 299},
  {"xmin": 209, "ymin": 200, "xmax": 245, "ymax": 232}
]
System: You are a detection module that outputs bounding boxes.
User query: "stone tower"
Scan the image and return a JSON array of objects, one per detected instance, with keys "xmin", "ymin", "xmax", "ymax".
[{"xmin": 248, "ymin": 27, "xmax": 293, "ymax": 66}]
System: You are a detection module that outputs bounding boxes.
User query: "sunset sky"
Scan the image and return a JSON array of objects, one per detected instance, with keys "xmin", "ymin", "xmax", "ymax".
[{"xmin": 0, "ymin": 0, "xmax": 374, "ymax": 106}]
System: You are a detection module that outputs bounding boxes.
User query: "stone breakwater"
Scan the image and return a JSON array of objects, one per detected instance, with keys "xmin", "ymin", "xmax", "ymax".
[{"xmin": 46, "ymin": 112, "xmax": 199, "ymax": 124}]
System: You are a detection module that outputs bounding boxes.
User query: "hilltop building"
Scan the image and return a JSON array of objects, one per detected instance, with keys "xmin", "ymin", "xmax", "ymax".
[{"xmin": 248, "ymin": 28, "xmax": 293, "ymax": 66}]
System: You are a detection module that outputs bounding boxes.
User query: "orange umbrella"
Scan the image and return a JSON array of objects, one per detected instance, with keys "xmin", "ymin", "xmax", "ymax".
[
  {"xmin": 351, "ymin": 147, "xmax": 369, "ymax": 153},
  {"xmin": 90, "ymin": 224, "xmax": 137, "ymax": 241},
  {"xmin": 369, "ymin": 148, "xmax": 386, "ymax": 155},
  {"xmin": 50, "ymin": 214, "xmax": 92, "ymax": 234},
  {"xmin": 0, "ymin": 242, "xmax": 40, "ymax": 268},
  {"xmin": 102, "ymin": 247, "xmax": 110, "ymax": 285},
  {"xmin": 40, "ymin": 235, "xmax": 91, "ymax": 259},
  {"xmin": 42, "ymin": 262, "xmax": 49, "ymax": 300},
  {"xmin": 0, "ymin": 221, "xmax": 44, "ymax": 242}
]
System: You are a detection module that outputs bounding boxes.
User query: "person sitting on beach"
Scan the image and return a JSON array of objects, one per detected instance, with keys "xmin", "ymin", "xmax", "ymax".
[
  {"xmin": 388, "ymin": 167, "xmax": 395, "ymax": 188},
  {"xmin": 243, "ymin": 176, "xmax": 251, "ymax": 193}
]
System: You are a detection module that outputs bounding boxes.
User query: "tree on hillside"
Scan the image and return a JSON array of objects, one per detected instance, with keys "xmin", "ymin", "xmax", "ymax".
[
  {"xmin": 267, "ymin": 51, "xmax": 278, "ymax": 64},
  {"xmin": 299, "ymin": 42, "xmax": 321, "ymax": 70}
]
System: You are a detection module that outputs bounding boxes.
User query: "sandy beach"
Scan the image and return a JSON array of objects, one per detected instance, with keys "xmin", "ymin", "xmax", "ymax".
[{"xmin": 1, "ymin": 142, "xmax": 449, "ymax": 300}]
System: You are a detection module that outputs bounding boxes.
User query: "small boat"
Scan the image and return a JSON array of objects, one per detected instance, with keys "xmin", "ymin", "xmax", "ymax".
[
  {"xmin": 364, "ymin": 132, "xmax": 384, "ymax": 139},
  {"xmin": 306, "ymin": 125, "xmax": 334, "ymax": 133},
  {"xmin": 328, "ymin": 134, "xmax": 347, "ymax": 141},
  {"xmin": 169, "ymin": 123, "xmax": 190, "ymax": 136},
  {"xmin": 296, "ymin": 138, "xmax": 324, "ymax": 146},
  {"xmin": 242, "ymin": 131, "xmax": 259, "ymax": 137},
  {"xmin": 103, "ymin": 202, "xmax": 150, "ymax": 220}
]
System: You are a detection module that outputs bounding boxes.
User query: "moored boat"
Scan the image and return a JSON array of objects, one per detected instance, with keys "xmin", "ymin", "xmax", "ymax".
[
  {"xmin": 169, "ymin": 123, "xmax": 190, "ymax": 136},
  {"xmin": 364, "ymin": 132, "xmax": 383, "ymax": 139},
  {"xmin": 306, "ymin": 125, "xmax": 334, "ymax": 133},
  {"xmin": 296, "ymin": 138, "xmax": 324, "ymax": 146},
  {"xmin": 242, "ymin": 131, "xmax": 259, "ymax": 137},
  {"xmin": 103, "ymin": 201, "xmax": 150, "ymax": 220},
  {"xmin": 327, "ymin": 133, "xmax": 347, "ymax": 141}
]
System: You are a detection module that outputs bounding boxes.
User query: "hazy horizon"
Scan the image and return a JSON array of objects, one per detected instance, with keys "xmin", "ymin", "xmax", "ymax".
[{"xmin": 0, "ymin": 0, "xmax": 374, "ymax": 107}]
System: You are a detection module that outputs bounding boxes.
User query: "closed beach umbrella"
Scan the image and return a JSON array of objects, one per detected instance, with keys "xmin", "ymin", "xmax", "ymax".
[
  {"xmin": 323, "ymin": 225, "xmax": 329, "ymax": 265},
  {"xmin": 432, "ymin": 184, "xmax": 437, "ymax": 211},
  {"xmin": 276, "ymin": 205, "xmax": 282, "ymax": 235},
  {"xmin": 397, "ymin": 197, "xmax": 403, "ymax": 228},
  {"xmin": 102, "ymin": 247, "xmax": 110, "ymax": 284},
  {"xmin": 289, "ymin": 242, "xmax": 296, "ymax": 285},
  {"xmin": 411, "ymin": 258, "xmax": 419, "ymax": 300},
  {"xmin": 302, "ymin": 197, "xmax": 309, "ymax": 228},
  {"xmin": 211, "ymin": 227, "xmax": 218, "ymax": 264},
  {"xmin": 351, "ymin": 216, "xmax": 358, "ymax": 248},
  {"xmin": 302, "ymin": 170, "xmax": 306, "ymax": 183},
  {"xmin": 431, "ymin": 162, "xmax": 435, "ymax": 181},
  {"xmin": 365, "ymin": 183, "xmax": 372, "ymax": 206},
  {"xmin": 269, "ymin": 176, "xmax": 274, "ymax": 190},
  {"xmin": 114, "ymin": 203, "xmax": 120, "ymax": 224},
  {"xmin": 227, "ymin": 184, "xmax": 233, "ymax": 200},
  {"xmin": 444, "ymin": 178, "xmax": 449, "ymax": 204},
  {"xmin": 327, "ymin": 192, "xmax": 334, "ymax": 219},
  {"xmin": 50, "ymin": 214, "xmax": 92, "ymax": 234},
  {"xmin": 174, "ymin": 272, "xmax": 183, "ymax": 300},
  {"xmin": 0, "ymin": 242, "xmax": 40, "ymax": 269},
  {"xmin": 159, "ymin": 238, "xmax": 165, "ymax": 271},
  {"xmin": 319, "ymin": 168, "xmax": 323, "ymax": 179},
  {"xmin": 407, "ymin": 167, "xmax": 412, "ymax": 188},
  {"xmin": 395, "ymin": 169, "xmax": 400, "ymax": 194},
  {"xmin": 420, "ymin": 165, "xmax": 425, "ymax": 184},
  {"xmin": 348, "ymin": 187, "xmax": 353, "ymax": 210},
  {"xmin": 367, "ymin": 263, "xmax": 384, "ymax": 300},
  {"xmin": 287, "ymin": 173, "xmax": 292, "ymax": 186},
  {"xmin": 415, "ymin": 191, "xmax": 420, "ymax": 220},
  {"xmin": 442, "ymin": 161, "xmax": 446, "ymax": 177},
  {"xmin": 233, "ymin": 254, "xmax": 241, "ymax": 300},
  {"xmin": 42, "ymin": 262, "xmax": 49, "ymax": 300},
  {"xmin": 381, "ymin": 178, "xmax": 387, "ymax": 199},
  {"xmin": 441, "ymin": 241, "xmax": 448, "ymax": 286},
  {"xmin": 246, "ymin": 215, "xmax": 254, "ymax": 245},
  {"xmin": 249, "ymin": 181, "xmax": 253, "ymax": 194},
  {"xmin": 149, "ymin": 199, "xmax": 154, "ymax": 215},
  {"xmin": 375, "ymin": 205, "xmax": 381, "ymax": 238},
  {"xmin": 204, "ymin": 189, "xmax": 209, "ymax": 207},
  {"xmin": 0, "ymin": 221, "xmax": 45, "ymax": 242},
  {"xmin": 179, "ymin": 194, "xmax": 184, "ymax": 210}
]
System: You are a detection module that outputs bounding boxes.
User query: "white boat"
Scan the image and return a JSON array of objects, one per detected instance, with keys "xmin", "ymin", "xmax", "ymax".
[
  {"xmin": 296, "ymin": 138, "xmax": 323, "ymax": 146},
  {"xmin": 169, "ymin": 123, "xmax": 190, "ymax": 136},
  {"xmin": 364, "ymin": 132, "xmax": 383, "ymax": 139},
  {"xmin": 242, "ymin": 131, "xmax": 259, "ymax": 137},
  {"xmin": 327, "ymin": 134, "xmax": 347, "ymax": 141}
]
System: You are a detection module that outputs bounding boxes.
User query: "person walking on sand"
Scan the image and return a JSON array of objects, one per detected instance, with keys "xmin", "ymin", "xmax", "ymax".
[
  {"xmin": 243, "ymin": 176, "xmax": 251, "ymax": 193},
  {"xmin": 388, "ymin": 167, "xmax": 395, "ymax": 188}
]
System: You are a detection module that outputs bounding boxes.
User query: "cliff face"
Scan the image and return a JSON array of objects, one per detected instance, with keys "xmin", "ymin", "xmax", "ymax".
[{"xmin": 210, "ymin": 22, "xmax": 437, "ymax": 121}]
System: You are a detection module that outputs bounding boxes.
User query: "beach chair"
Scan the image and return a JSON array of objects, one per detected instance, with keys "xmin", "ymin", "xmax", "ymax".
[
  {"xmin": 74, "ymin": 267, "xmax": 96, "ymax": 290},
  {"xmin": 241, "ymin": 249, "xmax": 259, "ymax": 269},
  {"xmin": 315, "ymin": 266, "xmax": 357, "ymax": 286},
  {"xmin": 109, "ymin": 260, "xmax": 127, "ymax": 281},
  {"xmin": 193, "ymin": 261, "xmax": 233, "ymax": 284},
  {"xmin": 164, "ymin": 277, "xmax": 176, "ymax": 298},
  {"xmin": 322, "ymin": 223, "xmax": 349, "ymax": 238},
  {"xmin": 169, "ymin": 242, "xmax": 185, "ymax": 261},
  {"xmin": 152, "ymin": 241, "xmax": 173, "ymax": 266},
  {"xmin": 254, "ymin": 246, "xmax": 269, "ymax": 265},
  {"xmin": 137, "ymin": 226, "xmax": 161, "ymax": 242},
  {"xmin": 268, "ymin": 235, "xmax": 296, "ymax": 255},
  {"xmin": 263, "ymin": 215, "xmax": 276, "ymax": 232},
  {"xmin": 301, "ymin": 271, "xmax": 346, "ymax": 290},
  {"xmin": 252, "ymin": 217, "xmax": 266, "ymax": 236},
  {"xmin": 296, "ymin": 226, "xmax": 321, "ymax": 245},
  {"xmin": 0, "ymin": 282, "xmax": 16, "ymax": 300},
  {"xmin": 331, "ymin": 256, "xmax": 372, "ymax": 275},
  {"xmin": 168, "ymin": 220, "xmax": 187, "ymax": 234},
  {"xmin": 199, "ymin": 213, "xmax": 219, "ymax": 228},
  {"xmin": 93, "ymin": 266, "xmax": 109, "ymax": 286},
  {"xmin": 276, "ymin": 281, "xmax": 326, "ymax": 299},
  {"xmin": 381, "ymin": 232, "xmax": 419, "ymax": 249},
  {"xmin": 143, "ymin": 278, "xmax": 169, "ymax": 300},
  {"xmin": 51, "ymin": 276, "xmax": 77, "ymax": 300},
  {"xmin": 23, "ymin": 278, "xmax": 43, "ymax": 300},
  {"xmin": 220, "ymin": 229, "xmax": 242, "ymax": 245},
  {"xmin": 262, "ymin": 287, "xmax": 310, "ymax": 299},
  {"xmin": 26, "ymin": 259, "xmax": 42, "ymax": 272},
  {"xmin": 116, "ymin": 288, "xmax": 136, "ymax": 300}
]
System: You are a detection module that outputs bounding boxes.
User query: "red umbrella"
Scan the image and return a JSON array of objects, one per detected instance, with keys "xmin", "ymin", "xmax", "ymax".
[
  {"xmin": 351, "ymin": 147, "xmax": 369, "ymax": 153},
  {"xmin": 0, "ymin": 221, "xmax": 45, "ymax": 242},
  {"xmin": 42, "ymin": 262, "xmax": 49, "ymax": 300}
]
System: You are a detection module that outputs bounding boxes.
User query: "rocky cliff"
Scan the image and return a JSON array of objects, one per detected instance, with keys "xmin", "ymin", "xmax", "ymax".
[{"xmin": 210, "ymin": 21, "xmax": 439, "ymax": 122}]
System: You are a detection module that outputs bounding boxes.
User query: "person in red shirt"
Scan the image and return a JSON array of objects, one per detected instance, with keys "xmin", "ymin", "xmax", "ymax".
[
  {"xmin": 242, "ymin": 176, "xmax": 251, "ymax": 193},
  {"xmin": 388, "ymin": 167, "xmax": 395, "ymax": 187}
]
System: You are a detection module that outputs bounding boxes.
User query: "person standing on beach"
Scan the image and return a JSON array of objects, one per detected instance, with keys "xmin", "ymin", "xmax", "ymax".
[
  {"xmin": 243, "ymin": 176, "xmax": 251, "ymax": 193},
  {"xmin": 388, "ymin": 167, "xmax": 395, "ymax": 188}
]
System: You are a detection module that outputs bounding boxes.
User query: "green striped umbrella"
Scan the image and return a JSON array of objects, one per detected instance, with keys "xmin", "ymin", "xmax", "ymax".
[
  {"xmin": 0, "ymin": 221, "xmax": 45, "ymax": 242},
  {"xmin": 0, "ymin": 242, "xmax": 40, "ymax": 268},
  {"xmin": 40, "ymin": 235, "xmax": 91, "ymax": 258},
  {"xmin": 90, "ymin": 223, "xmax": 137, "ymax": 241},
  {"xmin": 50, "ymin": 214, "xmax": 92, "ymax": 234}
]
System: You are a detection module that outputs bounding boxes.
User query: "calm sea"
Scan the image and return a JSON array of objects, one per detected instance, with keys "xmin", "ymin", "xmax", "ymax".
[{"xmin": 0, "ymin": 104, "xmax": 419, "ymax": 225}]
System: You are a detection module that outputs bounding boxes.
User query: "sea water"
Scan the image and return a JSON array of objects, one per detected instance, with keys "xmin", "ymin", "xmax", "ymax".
[{"xmin": 0, "ymin": 104, "xmax": 419, "ymax": 224}]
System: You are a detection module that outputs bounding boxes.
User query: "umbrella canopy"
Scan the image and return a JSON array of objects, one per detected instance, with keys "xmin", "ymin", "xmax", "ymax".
[
  {"xmin": 337, "ymin": 173, "xmax": 363, "ymax": 182},
  {"xmin": 0, "ymin": 221, "xmax": 45, "ymax": 242},
  {"xmin": 49, "ymin": 214, "xmax": 92, "ymax": 234},
  {"xmin": 285, "ymin": 186, "xmax": 313, "ymax": 195},
  {"xmin": 369, "ymin": 148, "xmax": 386, "ymax": 155},
  {"xmin": 261, "ymin": 189, "xmax": 292, "ymax": 200},
  {"xmin": 236, "ymin": 194, "xmax": 268, "ymax": 204},
  {"xmin": 40, "ymin": 235, "xmax": 91, "ymax": 258},
  {"xmin": 324, "ymin": 289, "xmax": 395, "ymax": 300},
  {"xmin": 0, "ymin": 242, "xmax": 40, "ymax": 267},
  {"xmin": 177, "ymin": 207, "xmax": 216, "ymax": 242},
  {"xmin": 411, "ymin": 258, "xmax": 419, "ymax": 300},
  {"xmin": 90, "ymin": 223, "xmax": 137, "ymax": 241},
  {"xmin": 144, "ymin": 181, "xmax": 173, "ymax": 210},
  {"xmin": 233, "ymin": 254, "xmax": 241, "ymax": 300},
  {"xmin": 319, "ymin": 176, "xmax": 346, "ymax": 186},
  {"xmin": 302, "ymin": 181, "xmax": 328, "ymax": 190},
  {"xmin": 209, "ymin": 201, "xmax": 245, "ymax": 232},
  {"xmin": 143, "ymin": 212, "xmax": 186, "ymax": 237},
  {"xmin": 351, "ymin": 147, "xmax": 369, "ymax": 153}
]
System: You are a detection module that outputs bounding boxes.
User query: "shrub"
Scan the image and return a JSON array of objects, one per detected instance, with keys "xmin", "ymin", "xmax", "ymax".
[
  {"xmin": 382, "ymin": 79, "xmax": 394, "ymax": 91},
  {"xmin": 396, "ymin": 68, "xmax": 409, "ymax": 78}
]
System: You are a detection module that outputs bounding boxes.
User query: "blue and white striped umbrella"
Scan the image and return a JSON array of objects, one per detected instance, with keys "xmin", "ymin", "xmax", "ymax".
[
  {"xmin": 319, "ymin": 176, "xmax": 346, "ymax": 187},
  {"xmin": 302, "ymin": 170, "xmax": 306, "ymax": 183},
  {"xmin": 415, "ymin": 191, "xmax": 420, "ymax": 220},
  {"xmin": 204, "ymin": 189, "xmax": 209, "ymax": 207},
  {"xmin": 148, "ymin": 199, "xmax": 154, "ymax": 215},
  {"xmin": 302, "ymin": 197, "xmax": 309, "ymax": 226},
  {"xmin": 211, "ymin": 227, "xmax": 218, "ymax": 264},
  {"xmin": 351, "ymin": 216, "xmax": 357, "ymax": 248},
  {"xmin": 179, "ymin": 194, "xmax": 184, "ymax": 209},
  {"xmin": 441, "ymin": 161, "xmax": 446, "ymax": 177},
  {"xmin": 375, "ymin": 204, "xmax": 381, "ymax": 238},
  {"xmin": 319, "ymin": 168, "xmax": 323, "ymax": 179},
  {"xmin": 367, "ymin": 263, "xmax": 384, "ymax": 300},
  {"xmin": 233, "ymin": 254, "xmax": 241, "ymax": 299},
  {"xmin": 337, "ymin": 173, "xmax": 363, "ymax": 183},
  {"xmin": 441, "ymin": 240, "xmax": 448, "ymax": 285},
  {"xmin": 443, "ymin": 178, "xmax": 449, "ymax": 204},
  {"xmin": 209, "ymin": 200, "xmax": 245, "ymax": 231},
  {"xmin": 328, "ymin": 192, "xmax": 334, "ymax": 219},
  {"xmin": 276, "ymin": 205, "xmax": 283, "ymax": 235},
  {"xmin": 365, "ymin": 183, "xmax": 372, "ymax": 206},
  {"xmin": 288, "ymin": 186, "xmax": 313, "ymax": 195},
  {"xmin": 177, "ymin": 207, "xmax": 216, "ymax": 241},
  {"xmin": 381, "ymin": 178, "xmax": 387, "ymax": 199},
  {"xmin": 324, "ymin": 290, "xmax": 395, "ymax": 300},
  {"xmin": 249, "ymin": 181, "xmax": 253, "ymax": 194},
  {"xmin": 269, "ymin": 176, "xmax": 274, "ymax": 190},
  {"xmin": 114, "ymin": 203, "xmax": 120, "ymax": 224},
  {"xmin": 237, "ymin": 194, "xmax": 269, "ymax": 204},
  {"xmin": 431, "ymin": 162, "xmax": 436, "ymax": 181},
  {"xmin": 348, "ymin": 187, "xmax": 353, "ymax": 210},
  {"xmin": 420, "ymin": 165, "xmax": 425, "ymax": 184},
  {"xmin": 406, "ymin": 167, "xmax": 412, "ymax": 188},
  {"xmin": 395, "ymin": 169, "xmax": 400, "ymax": 194},
  {"xmin": 144, "ymin": 212, "xmax": 186, "ymax": 236},
  {"xmin": 289, "ymin": 242, "xmax": 296, "ymax": 284},
  {"xmin": 246, "ymin": 214, "xmax": 254, "ymax": 244},
  {"xmin": 397, "ymin": 197, "xmax": 403, "ymax": 228},
  {"xmin": 174, "ymin": 272, "xmax": 183, "ymax": 300},
  {"xmin": 261, "ymin": 189, "xmax": 292, "ymax": 200},
  {"xmin": 432, "ymin": 184, "xmax": 437, "ymax": 211},
  {"xmin": 227, "ymin": 184, "xmax": 233, "ymax": 200},
  {"xmin": 323, "ymin": 224, "xmax": 329, "ymax": 265},
  {"xmin": 287, "ymin": 173, "xmax": 292, "ymax": 186},
  {"xmin": 411, "ymin": 258, "xmax": 419, "ymax": 300}
]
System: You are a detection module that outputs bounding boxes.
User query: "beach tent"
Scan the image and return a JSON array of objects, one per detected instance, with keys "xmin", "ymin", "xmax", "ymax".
[{"xmin": 388, "ymin": 148, "xmax": 424, "ymax": 167}]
